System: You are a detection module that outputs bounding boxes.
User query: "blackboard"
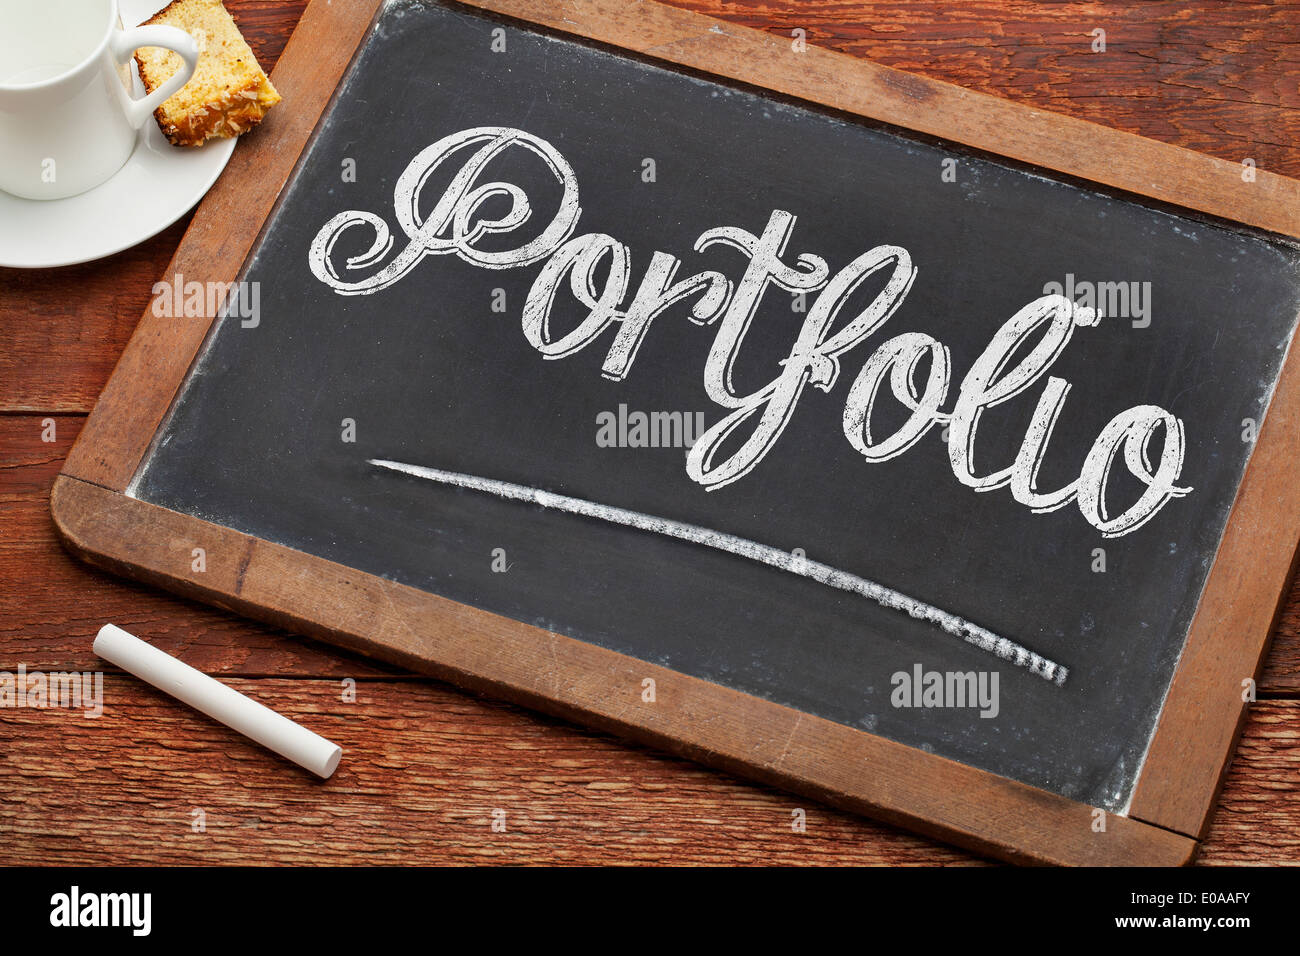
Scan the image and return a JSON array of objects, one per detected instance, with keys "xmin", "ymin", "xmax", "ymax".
[{"xmin": 56, "ymin": 0, "xmax": 1300, "ymax": 864}]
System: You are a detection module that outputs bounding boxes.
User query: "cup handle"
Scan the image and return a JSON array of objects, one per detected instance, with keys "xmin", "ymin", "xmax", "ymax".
[{"xmin": 111, "ymin": 25, "xmax": 200, "ymax": 129}]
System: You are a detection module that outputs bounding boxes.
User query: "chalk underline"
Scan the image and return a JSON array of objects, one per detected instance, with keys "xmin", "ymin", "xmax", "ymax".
[{"xmin": 369, "ymin": 458, "xmax": 1069, "ymax": 686}]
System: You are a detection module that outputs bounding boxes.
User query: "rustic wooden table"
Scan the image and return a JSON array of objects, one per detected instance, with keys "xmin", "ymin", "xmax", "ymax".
[{"xmin": 2, "ymin": 0, "xmax": 1297, "ymax": 865}]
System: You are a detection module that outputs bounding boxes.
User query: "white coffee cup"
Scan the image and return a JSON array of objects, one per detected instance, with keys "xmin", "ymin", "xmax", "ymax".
[{"xmin": 0, "ymin": 0, "xmax": 199, "ymax": 200}]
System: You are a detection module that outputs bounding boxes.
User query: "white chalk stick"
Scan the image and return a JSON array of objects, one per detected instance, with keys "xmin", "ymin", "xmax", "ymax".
[{"xmin": 93, "ymin": 623, "xmax": 342, "ymax": 779}]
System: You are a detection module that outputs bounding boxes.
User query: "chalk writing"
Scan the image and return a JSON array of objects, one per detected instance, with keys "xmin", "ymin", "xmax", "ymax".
[{"xmin": 311, "ymin": 127, "xmax": 1192, "ymax": 538}]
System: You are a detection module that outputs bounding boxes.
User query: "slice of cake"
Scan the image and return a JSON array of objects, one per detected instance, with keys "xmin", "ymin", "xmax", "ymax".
[{"xmin": 135, "ymin": 0, "xmax": 281, "ymax": 147}]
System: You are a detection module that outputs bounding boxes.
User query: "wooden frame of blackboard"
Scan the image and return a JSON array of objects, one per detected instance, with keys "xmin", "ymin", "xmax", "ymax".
[{"xmin": 51, "ymin": 0, "xmax": 1300, "ymax": 865}]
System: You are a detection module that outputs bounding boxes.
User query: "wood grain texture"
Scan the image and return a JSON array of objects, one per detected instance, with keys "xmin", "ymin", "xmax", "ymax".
[
  {"xmin": 1, "ymin": 418, "xmax": 398, "ymax": 678},
  {"xmin": 61, "ymin": 0, "xmax": 379, "ymax": 490},
  {"xmin": 0, "ymin": 675, "xmax": 1291, "ymax": 866},
  {"xmin": 48, "ymin": 0, "xmax": 1262, "ymax": 864},
  {"xmin": 1198, "ymin": 704, "xmax": 1300, "ymax": 866},
  {"xmin": 2, "ymin": 0, "xmax": 1300, "ymax": 865},
  {"xmin": 0, "ymin": 0, "xmax": 306, "ymax": 414},
  {"xmin": 49, "ymin": 473, "xmax": 1198, "ymax": 866},
  {"xmin": 3, "ymin": 412, "xmax": 1293, "ymax": 690},
  {"xmin": 469, "ymin": 0, "xmax": 1300, "ymax": 236},
  {"xmin": 0, "ymin": 398, "xmax": 1284, "ymax": 863},
  {"xmin": 672, "ymin": 1, "xmax": 1300, "ymax": 178},
  {"xmin": 1128, "ymin": 321, "xmax": 1300, "ymax": 836},
  {"xmin": 4, "ymin": 0, "xmax": 1299, "ymax": 413},
  {"xmin": 1128, "ymin": 330, "xmax": 1300, "ymax": 837},
  {"xmin": 0, "ymin": 678, "xmax": 977, "ymax": 865}
]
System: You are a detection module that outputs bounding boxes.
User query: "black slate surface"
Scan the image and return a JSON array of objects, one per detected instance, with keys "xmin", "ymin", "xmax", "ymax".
[{"xmin": 134, "ymin": 0, "xmax": 1300, "ymax": 810}]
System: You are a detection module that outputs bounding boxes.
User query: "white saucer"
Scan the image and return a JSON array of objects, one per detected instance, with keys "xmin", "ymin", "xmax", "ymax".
[{"xmin": 0, "ymin": 0, "xmax": 236, "ymax": 269}]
